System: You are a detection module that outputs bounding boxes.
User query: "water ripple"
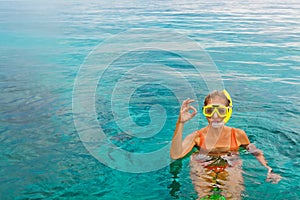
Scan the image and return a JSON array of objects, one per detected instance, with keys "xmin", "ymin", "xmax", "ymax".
[{"xmin": 1, "ymin": 0, "xmax": 299, "ymax": 199}]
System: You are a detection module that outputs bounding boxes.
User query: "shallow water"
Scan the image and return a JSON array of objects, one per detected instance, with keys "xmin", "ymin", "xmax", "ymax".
[{"xmin": 1, "ymin": 0, "xmax": 299, "ymax": 199}]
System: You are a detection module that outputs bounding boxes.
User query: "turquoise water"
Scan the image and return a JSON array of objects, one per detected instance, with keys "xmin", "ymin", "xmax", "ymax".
[{"xmin": 1, "ymin": 0, "xmax": 299, "ymax": 199}]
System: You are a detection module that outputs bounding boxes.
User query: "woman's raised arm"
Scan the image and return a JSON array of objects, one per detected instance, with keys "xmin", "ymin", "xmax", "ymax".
[{"xmin": 170, "ymin": 99, "xmax": 197, "ymax": 159}]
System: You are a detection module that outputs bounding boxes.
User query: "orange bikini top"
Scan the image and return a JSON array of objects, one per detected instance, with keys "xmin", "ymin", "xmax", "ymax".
[{"xmin": 197, "ymin": 128, "xmax": 239, "ymax": 152}]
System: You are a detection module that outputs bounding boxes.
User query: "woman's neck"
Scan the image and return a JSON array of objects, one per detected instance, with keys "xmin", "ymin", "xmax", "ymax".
[{"xmin": 207, "ymin": 124, "xmax": 224, "ymax": 136}]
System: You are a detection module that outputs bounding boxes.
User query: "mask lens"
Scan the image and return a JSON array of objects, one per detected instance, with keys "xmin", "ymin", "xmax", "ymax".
[
  {"xmin": 205, "ymin": 107, "xmax": 214, "ymax": 115},
  {"xmin": 217, "ymin": 107, "xmax": 227, "ymax": 116}
]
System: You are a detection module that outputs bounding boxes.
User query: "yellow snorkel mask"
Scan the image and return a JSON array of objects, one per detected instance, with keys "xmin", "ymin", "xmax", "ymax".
[
  {"xmin": 202, "ymin": 105, "xmax": 229, "ymax": 118},
  {"xmin": 202, "ymin": 89, "xmax": 233, "ymax": 124}
]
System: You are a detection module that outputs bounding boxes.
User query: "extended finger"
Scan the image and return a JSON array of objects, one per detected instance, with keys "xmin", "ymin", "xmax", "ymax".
[
  {"xmin": 186, "ymin": 99, "xmax": 195, "ymax": 104},
  {"xmin": 182, "ymin": 98, "xmax": 190, "ymax": 106},
  {"xmin": 181, "ymin": 99, "xmax": 190, "ymax": 110},
  {"xmin": 182, "ymin": 99, "xmax": 194, "ymax": 107}
]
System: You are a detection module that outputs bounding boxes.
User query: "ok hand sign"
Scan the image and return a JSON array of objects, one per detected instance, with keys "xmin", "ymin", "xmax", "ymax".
[{"xmin": 179, "ymin": 99, "xmax": 197, "ymax": 123}]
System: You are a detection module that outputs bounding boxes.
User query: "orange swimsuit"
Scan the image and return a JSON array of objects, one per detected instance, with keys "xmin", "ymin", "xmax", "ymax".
[
  {"xmin": 197, "ymin": 128, "xmax": 239, "ymax": 151},
  {"xmin": 196, "ymin": 128, "xmax": 239, "ymax": 173}
]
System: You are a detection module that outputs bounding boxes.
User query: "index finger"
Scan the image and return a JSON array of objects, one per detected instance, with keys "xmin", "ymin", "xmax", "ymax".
[{"xmin": 182, "ymin": 98, "xmax": 195, "ymax": 106}]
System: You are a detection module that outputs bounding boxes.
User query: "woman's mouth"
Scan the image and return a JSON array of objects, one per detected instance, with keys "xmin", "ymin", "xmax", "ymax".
[{"xmin": 211, "ymin": 121, "xmax": 224, "ymax": 128}]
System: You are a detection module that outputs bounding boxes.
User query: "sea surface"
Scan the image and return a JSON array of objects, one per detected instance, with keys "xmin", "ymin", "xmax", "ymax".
[{"xmin": 0, "ymin": 0, "xmax": 299, "ymax": 199}]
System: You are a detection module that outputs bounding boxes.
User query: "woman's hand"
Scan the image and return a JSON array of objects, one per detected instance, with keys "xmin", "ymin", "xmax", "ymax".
[
  {"xmin": 247, "ymin": 144, "xmax": 282, "ymax": 184},
  {"xmin": 179, "ymin": 99, "xmax": 197, "ymax": 123},
  {"xmin": 266, "ymin": 167, "xmax": 282, "ymax": 184}
]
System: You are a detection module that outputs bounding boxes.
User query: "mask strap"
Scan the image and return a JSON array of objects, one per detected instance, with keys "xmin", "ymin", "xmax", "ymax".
[{"xmin": 222, "ymin": 89, "xmax": 233, "ymax": 123}]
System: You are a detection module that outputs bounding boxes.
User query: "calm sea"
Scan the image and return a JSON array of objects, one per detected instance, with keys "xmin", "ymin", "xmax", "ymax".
[{"xmin": 1, "ymin": 0, "xmax": 299, "ymax": 199}]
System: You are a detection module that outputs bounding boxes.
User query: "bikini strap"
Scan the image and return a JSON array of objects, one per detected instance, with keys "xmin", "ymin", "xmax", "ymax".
[
  {"xmin": 230, "ymin": 128, "xmax": 239, "ymax": 151},
  {"xmin": 197, "ymin": 130, "xmax": 206, "ymax": 149}
]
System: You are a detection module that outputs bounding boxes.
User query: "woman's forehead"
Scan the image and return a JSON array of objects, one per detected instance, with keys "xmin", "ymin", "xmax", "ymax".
[{"xmin": 206, "ymin": 96, "xmax": 227, "ymax": 105}]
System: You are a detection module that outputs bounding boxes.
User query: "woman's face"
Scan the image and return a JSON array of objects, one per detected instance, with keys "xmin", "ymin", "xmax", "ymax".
[{"xmin": 205, "ymin": 96, "xmax": 228, "ymax": 125}]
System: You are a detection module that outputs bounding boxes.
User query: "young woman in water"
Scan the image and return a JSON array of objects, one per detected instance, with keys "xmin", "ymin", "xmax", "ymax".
[{"xmin": 170, "ymin": 90, "xmax": 282, "ymax": 200}]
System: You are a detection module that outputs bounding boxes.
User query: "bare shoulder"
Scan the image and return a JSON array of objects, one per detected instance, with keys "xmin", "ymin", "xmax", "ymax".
[
  {"xmin": 233, "ymin": 127, "xmax": 250, "ymax": 146},
  {"xmin": 197, "ymin": 127, "xmax": 208, "ymax": 135}
]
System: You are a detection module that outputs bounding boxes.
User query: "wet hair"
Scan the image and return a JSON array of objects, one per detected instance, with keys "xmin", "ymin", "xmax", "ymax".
[{"xmin": 204, "ymin": 90, "xmax": 230, "ymax": 106}]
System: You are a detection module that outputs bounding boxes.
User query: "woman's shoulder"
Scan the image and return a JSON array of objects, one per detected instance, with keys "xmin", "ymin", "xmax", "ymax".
[
  {"xmin": 230, "ymin": 127, "xmax": 250, "ymax": 146},
  {"xmin": 232, "ymin": 127, "xmax": 246, "ymax": 135},
  {"xmin": 189, "ymin": 127, "xmax": 204, "ymax": 135}
]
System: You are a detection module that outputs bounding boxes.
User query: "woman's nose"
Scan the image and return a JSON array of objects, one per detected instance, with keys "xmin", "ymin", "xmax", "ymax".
[{"xmin": 212, "ymin": 112, "xmax": 219, "ymax": 118}]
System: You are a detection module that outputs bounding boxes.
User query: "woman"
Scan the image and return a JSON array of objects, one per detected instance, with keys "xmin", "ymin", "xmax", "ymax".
[{"xmin": 170, "ymin": 90, "xmax": 281, "ymax": 199}]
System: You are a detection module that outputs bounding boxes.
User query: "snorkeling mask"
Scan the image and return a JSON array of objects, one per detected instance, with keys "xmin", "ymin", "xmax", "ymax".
[
  {"xmin": 202, "ymin": 89, "xmax": 233, "ymax": 124},
  {"xmin": 202, "ymin": 105, "xmax": 229, "ymax": 118}
]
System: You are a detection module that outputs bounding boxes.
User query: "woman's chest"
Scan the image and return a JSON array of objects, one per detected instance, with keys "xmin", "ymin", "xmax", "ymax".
[{"xmin": 203, "ymin": 134, "xmax": 232, "ymax": 152}]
